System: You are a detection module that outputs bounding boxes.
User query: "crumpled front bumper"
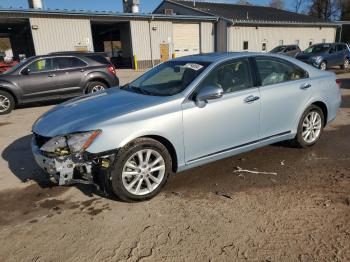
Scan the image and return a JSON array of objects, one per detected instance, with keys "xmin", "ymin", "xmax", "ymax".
[{"xmin": 31, "ymin": 138, "xmax": 92, "ymax": 185}]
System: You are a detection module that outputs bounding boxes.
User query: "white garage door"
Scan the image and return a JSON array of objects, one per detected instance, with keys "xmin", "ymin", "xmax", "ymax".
[{"xmin": 173, "ymin": 23, "xmax": 200, "ymax": 57}]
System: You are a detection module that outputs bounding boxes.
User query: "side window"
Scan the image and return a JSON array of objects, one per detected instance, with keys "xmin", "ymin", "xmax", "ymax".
[
  {"xmin": 243, "ymin": 41, "xmax": 249, "ymax": 50},
  {"xmin": 26, "ymin": 58, "xmax": 54, "ymax": 73},
  {"xmin": 255, "ymin": 57, "xmax": 308, "ymax": 86},
  {"xmin": 54, "ymin": 57, "xmax": 87, "ymax": 69},
  {"xmin": 329, "ymin": 46, "xmax": 336, "ymax": 54},
  {"xmin": 198, "ymin": 58, "xmax": 253, "ymax": 94}
]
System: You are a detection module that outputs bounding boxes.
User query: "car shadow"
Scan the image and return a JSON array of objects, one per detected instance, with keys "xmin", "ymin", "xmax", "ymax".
[
  {"xmin": 340, "ymin": 78, "xmax": 350, "ymax": 89},
  {"xmin": 1, "ymin": 134, "xmax": 105, "ymax": 198}
]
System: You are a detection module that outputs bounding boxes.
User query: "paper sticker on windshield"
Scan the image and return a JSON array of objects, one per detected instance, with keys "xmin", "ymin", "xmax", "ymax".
[{"xmin": 183, "ymin": 63, "xmax": 203, "ymax": 71}]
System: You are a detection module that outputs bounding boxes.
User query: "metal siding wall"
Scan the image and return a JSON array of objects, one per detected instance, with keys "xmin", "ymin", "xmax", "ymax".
[
  {"xmin": 130, "ymin": 20, "xmax": 151, "ymax": 61},
  {"xmin": 150, "ymin": 21, "xmax": 173, "ymax": 60},
  {"xmin": 29, "ymin": 17, "xmax": 93, "ymax": 55},
  {"xmin": 200, "ymin": 22, "xmax": 214, "ymax": 53},
  {"xmin": 228, "ymin": 26, "xmax": 337, "ymax": 52}
]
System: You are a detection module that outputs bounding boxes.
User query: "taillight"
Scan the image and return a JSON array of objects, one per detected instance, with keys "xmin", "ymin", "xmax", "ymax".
[
  {"xmin": 107, "ymin": 65, "xmax": 116, "ymax": 75},
  {"xmin": 336, "ymin": 79, "xmax": 341, "ymax": 86}
]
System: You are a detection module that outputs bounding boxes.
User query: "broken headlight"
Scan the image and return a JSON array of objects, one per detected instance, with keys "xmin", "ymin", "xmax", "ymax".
[{"xmin": 40, "ymin": 130, "xmax": 101, "ymax": 155}]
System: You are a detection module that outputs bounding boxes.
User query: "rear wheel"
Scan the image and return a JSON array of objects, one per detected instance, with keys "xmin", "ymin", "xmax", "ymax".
[
  {"xmin": 0, "ymin": 90, "xmax": 15, "ymax": 115},
  {"xmin": 341, "ymin": 58, "xmax": 349, "ymax": 70},
  {"xmin": 319, "ymin": 61, "xmax": 327, "ymax": 71},
  {"xmin": 292, "ymin": 105, "xmax": 324, "ymax": 148},
  {"xmin": 87, "ymin": 81, "xmax": 107, "ymax": 94},
  {"xmin": 109, "ymin": 138, "xmax": 172, "ymax": 202}
]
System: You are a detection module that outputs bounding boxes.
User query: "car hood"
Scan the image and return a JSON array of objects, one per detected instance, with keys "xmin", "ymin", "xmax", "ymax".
[
  {"xmin": 32, "ymin": 88, "xmax": 172, "ymax": 137},
  {"xmin": 296, "ymin": 52, "xmax": 322, "ymax": 59}
]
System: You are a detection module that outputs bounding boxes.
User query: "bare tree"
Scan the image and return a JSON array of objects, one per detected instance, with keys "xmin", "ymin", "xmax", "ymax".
[
  {"xmin": 236, "ymin": 0, "xmax": 252, "ymax": 5},
  {"xmin": 308, "ymin": 0, "xmax": 341, "ymax": 20},
  {"xmin": 269, "ymin": 0, "xmax": 285, "ymax": 10},
  {"xmin": 294, "ymin": 0, "xmax": 307, "ymax": 13},
  {"xmin": 341, "ymin": 0, "xmax": 350, "ymax": 20}
]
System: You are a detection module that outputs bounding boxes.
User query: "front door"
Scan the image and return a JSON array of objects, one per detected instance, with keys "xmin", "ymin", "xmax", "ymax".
[
  {"xmin": 19, "ymin": 57, "xmax": 59, "ymax": 101},
  {"xmin": 160, "ymin": 44, "xmax": 169, "ymax": 62},
  {"xmin": 254, "ymin": 56, "xmax": 312, "ymax": 139},
  {"xmin": 182, "ymin": 58, "xmax": 260, "ymax": 164}
]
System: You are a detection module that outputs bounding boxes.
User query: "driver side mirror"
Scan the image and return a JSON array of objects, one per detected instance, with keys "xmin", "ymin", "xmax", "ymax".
[
  {"xmin": 21, "ymin": 68, "xmax": 30, "ymax": 75},
  {"xmin": 195, "ymin": 85, "xmax": 223, "ymax": 108}
]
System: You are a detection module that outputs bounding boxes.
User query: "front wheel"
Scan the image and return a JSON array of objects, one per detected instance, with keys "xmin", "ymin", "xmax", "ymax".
[
  {"xmin": 109, "ymin": 138, "xmax": 172, "ymax": 202},
  {"xmin": 0, "ymin": 90, "xmax": 15, "ymax": 115},
  {"xmin": 292, "ymin": 105, "xmax": 324, "ymax": 148}
]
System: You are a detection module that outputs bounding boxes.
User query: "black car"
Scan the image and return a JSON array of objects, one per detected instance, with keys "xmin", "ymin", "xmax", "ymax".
[
  {"xmin": 269, "ymin": 45, "xmax": 301, "ymax": 57},
  {"xmin": 0, "ymin": 53, "xmax": 119, "ymax": 114}
]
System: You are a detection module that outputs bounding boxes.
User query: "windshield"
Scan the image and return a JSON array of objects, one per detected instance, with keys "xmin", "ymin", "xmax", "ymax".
[
  {"xmin": 123, "ymin": 60, "xmax": 210, "ymax": 96},
  {"xmin": 304, "ymin": 44, "xmax": 330, "ymax": 54},
  {"xmin": 270, "ymin": 46, "xmax": 286, "ymax": 53}
]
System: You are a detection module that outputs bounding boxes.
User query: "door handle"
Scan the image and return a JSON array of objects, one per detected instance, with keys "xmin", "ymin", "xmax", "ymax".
[
  {"xmin": 244, "ymin": 95, "xmax": 260, "ymax": 103},
  {"xmin": 48, "ymin": 73, "xmax": 55, "ymax": 77},
  {"xmin": 300, "ymin": 83, "xmax": 311, "ymax": 89}
]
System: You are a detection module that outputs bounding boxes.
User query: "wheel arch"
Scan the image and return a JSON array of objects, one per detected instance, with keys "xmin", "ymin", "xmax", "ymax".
[
  {"xmin": 311, "ymin": 101, "xmax": 328, "ymax": 126},
  {"xmin": 85, "ymin": 78, "xmax": 110, "ymax": 94},
  {"xmin": 0, "ymin": 86, "xmax": 18, "ymax": 105},
  {"xmin": 141, "ymin": 135, "xmax": 178, "ymax": 173}
]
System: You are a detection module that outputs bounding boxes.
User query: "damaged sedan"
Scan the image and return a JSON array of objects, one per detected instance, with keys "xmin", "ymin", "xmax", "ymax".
[{"xmin": 32, "ymin": 53, "xmax": 341, "ymax": 201}]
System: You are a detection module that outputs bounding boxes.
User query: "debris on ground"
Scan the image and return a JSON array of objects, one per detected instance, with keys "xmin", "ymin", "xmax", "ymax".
[
  {"xmin": 233, "ymin": 166, "xmax": 278, "ymax": 176},
  {"xmin": 215, "ymin": 191, "xmax": 233, "ymax": 199},
  {"xmin": 280, "ymin": 160, "xmax": 285, "ymax": 166}
]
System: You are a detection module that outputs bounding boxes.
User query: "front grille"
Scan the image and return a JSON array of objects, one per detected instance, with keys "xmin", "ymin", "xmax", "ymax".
[{"xmin": 34, "ymin": 133, "xmax": 51, "ymax": 148}]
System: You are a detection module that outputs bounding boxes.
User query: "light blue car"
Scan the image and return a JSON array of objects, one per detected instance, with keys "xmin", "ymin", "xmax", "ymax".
[{"xmin": 31, "ymin": 53, "xmax": 342, "ymax": 201}]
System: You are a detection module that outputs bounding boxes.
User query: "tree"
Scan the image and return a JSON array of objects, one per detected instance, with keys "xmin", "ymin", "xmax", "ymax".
[
  {"xmin": 308, "ymin": 0, "xmax": 341, "ymax": 20},
  {"xmin": 236, "ymin": 0, "xmax": 252, "ymax": 5},
  {"xmin": 294, "ymin": 0, "xmax": 307, "ymax": 13},
  {"xmin": 341, "ymin": 0, "xmax": 350, "ymax": 20},
  {"xmin": 269, "ymin": 0, "xmax": 285, "ymax": 9}
]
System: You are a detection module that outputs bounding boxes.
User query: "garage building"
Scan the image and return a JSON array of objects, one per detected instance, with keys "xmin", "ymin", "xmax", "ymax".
[
  {"xmin": 154, "ymin": 0, "xmax": 339, "ymax": 52},
  {"xmin": 0, "ymin": 6, "xmax": 216, "ymax": 69}
]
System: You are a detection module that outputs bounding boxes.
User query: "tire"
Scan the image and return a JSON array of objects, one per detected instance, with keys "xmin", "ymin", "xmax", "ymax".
[
  {"xmin": 319, "ymin": 61, "xmax": 327, "ymax": 71},
  {"xmin": 86, "ymin": 81, "xmax": 107, "ymax": 94},
  {"xmin": 0, "ymin": 90, "xmax": 15, "ymax": 115},
  {"xmin": 291, "ymin": 105, "xmax": 324, "ymax": 148},
  {"xmin": 108, "ymin": 138, "xmax": 172, "ymax": 202},
  {"xmin": 341, "ymin": 58, "xmax": 349, "ymax": 70}
]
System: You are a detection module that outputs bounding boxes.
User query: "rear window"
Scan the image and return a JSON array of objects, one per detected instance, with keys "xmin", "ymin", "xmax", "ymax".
[
  {"xmin": 86, "ymin": 55, "xmax": 110, "ymax": 65},
  {"xmin": 54, "ymin": 57, "xmax": 87, "ymax": 69}
]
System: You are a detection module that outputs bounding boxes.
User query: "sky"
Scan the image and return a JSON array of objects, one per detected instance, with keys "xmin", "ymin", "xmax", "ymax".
[{"xmin": 0, "ymin": 0, "xmax": 297, "ymax": 13}]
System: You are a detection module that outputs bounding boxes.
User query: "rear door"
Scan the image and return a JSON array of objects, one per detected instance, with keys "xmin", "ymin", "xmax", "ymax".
[
  {"xmin": 327, "ymin": 45, "xmax": 338, "ymax": 66},
  {"xmin": 53, "ymin": 56, "xmax": 88, "ymax": 96},
  {"xmin": 19, "ymin": 57, "xmax": 59, "ymax": 101},
  {"xmin": 254, "ymin": 56, "xmax": 312, "ymax": 139}
]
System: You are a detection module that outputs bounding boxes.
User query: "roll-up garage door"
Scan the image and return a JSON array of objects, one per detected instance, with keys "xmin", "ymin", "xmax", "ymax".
[{"xmin": 173, "ymin": 23, "xmax": 200, "ymax": 57}]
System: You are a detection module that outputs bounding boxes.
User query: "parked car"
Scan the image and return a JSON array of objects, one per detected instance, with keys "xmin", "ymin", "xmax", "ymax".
[
  {"xmin": 269, "ymin": 45, "xmax": 301, "ymax": 57},
  {"xmin": 295, "ymin": 43, "xmax": 349, "ymax": 71},
  {"xmin": 0, "ymin": 53, "xmax": 119, "ymax": 114},
  {"xmin": 31, "ymin": 53, "xmax": 341, "ymax": 202}
]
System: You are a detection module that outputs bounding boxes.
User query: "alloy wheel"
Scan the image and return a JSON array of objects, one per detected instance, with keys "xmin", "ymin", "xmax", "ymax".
[
  {"xmin": 302, "ymin": 111, "xmax": 322, "ymax": 143},
  {"xmin": 91, "ymin": 85, "xmax": 105, "ymax": 93},
  {"xmin": 344, "ymin": 59, "xmax": 349, "ymax": 69},
  {"xmin": 0, "ymin": 95, "xmax": 10, "ymax": 113},
  {"xmin": 122, "ymin": 149, "xmax": 166, "ymax": 196},
  {"xmin": 320, "ymin": 62, "xmax": 327, "ymax": 71}
]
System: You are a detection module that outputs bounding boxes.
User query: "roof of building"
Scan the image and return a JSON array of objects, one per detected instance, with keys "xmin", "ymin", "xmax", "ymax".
[
  {"xmin": 161, "ymin": 0, "xmax": 334, "ymax": 25},
  {"xmin": 0, "ymin": 7, "xmax": 217, "ymax": 21}
]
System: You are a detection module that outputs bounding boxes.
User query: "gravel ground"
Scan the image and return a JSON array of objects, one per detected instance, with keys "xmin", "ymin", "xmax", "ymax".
[{"xmin": 0, "ymin": 70, "xmax": 349, "ymax": 262}]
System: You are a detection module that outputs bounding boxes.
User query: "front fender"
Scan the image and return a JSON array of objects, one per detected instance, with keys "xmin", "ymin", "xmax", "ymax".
[{"xmin": 0, "ymin": 80, "xmax": 21, "ymax": 102}]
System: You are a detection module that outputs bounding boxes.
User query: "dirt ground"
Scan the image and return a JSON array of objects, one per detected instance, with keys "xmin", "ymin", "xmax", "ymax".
[{"xmin": 0, "ymin": 70, "xmax": 349, "ymax": 262}]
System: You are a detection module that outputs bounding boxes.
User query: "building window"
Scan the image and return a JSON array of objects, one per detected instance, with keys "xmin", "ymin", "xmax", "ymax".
[
  {"xmin": 262, "ymin": 42, "xmax": 267, "ymax": 52},
  {"xmin": 279, "ymin": 40, "xmax": 283, "ymax": 45},
  {"xmin": 243, "ymin": 41, "xmax": 248, "ymax": 50},
  {"xmin": 295, "ymin": 40, "xmax": 300, "ymax": 45},
  {"xmin": 164, "ymin": 8, "xmax": 173, "ymax": 15}
]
